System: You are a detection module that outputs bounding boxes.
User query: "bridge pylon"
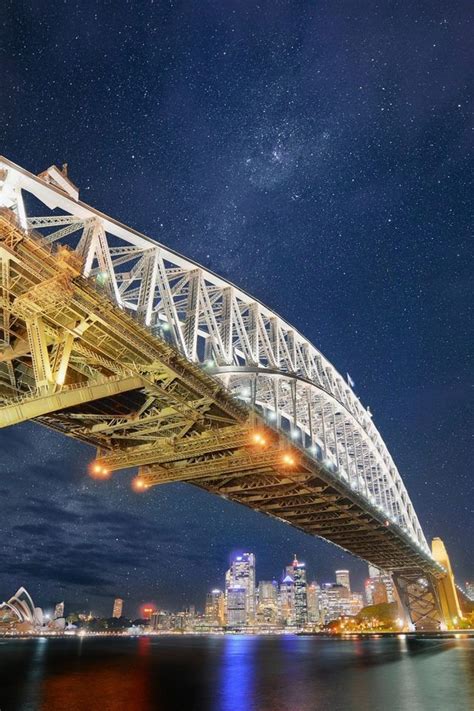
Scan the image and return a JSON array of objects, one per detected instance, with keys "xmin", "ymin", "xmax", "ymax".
[
  {"xmin": 392, "ymin": 537, "xmax": 462, "ymax": 631},
  {"xmin": 392, "ymin": 570, "xmax": 443, "ymax": 631},
  {"xmin": 431, "ymin": 537, "xmax": 463, "ymax": 629}
]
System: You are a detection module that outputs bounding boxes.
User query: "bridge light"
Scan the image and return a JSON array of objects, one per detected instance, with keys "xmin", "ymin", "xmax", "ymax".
[
  {"xmin": 384, "ymin": 520, "xmax": 390, "ymax": 527},
  {"xmin": 96, "ymin": 271, "xmax": 109, "ymax": 286},
  {"xmin": 132, "ymin": 477, "xmax": 147, "ymax": 492},
  {"xmin": 291, "ymin": 428, "xmax": 299, "ymax": 439},
  {"xmin": 251, "ymin": 432, "xmax": 267, "ymax": 447},
  {"xmin": 89, "ymin": 462, "xmax": 110, "ymax": 479},
  {"xmin": 281, "ymin": 452, "xmax": 296, "ymax": 467}
]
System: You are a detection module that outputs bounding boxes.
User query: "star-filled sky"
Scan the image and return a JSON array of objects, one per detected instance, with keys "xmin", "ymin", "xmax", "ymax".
[{"xmin": 1, "ymin": 1, "xmax": 472, "ymax": 617}]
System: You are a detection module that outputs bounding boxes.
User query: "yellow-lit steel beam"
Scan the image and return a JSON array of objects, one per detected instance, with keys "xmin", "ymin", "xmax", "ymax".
[
  {"xmin": 94, "ymin": 423, "xmax": 253, "ymax": 471},
  {"xmin": 138, "ymin": 448, "xmax": 280, "ymax": 487},
  {"xmin": 0, "ymin": 373, "xmax": 145, "ymax": 427}
]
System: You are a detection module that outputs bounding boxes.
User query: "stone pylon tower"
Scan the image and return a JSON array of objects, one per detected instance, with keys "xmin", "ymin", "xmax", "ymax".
[{"xmin": 431, "ymin": 537, "xmax": 463, "ymax": 629}]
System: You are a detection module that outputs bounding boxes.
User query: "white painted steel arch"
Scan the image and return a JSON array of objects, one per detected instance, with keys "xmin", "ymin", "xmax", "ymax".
[{"xmin": 0, "ymin": 157, "xmax": 430, "ymax": 555}]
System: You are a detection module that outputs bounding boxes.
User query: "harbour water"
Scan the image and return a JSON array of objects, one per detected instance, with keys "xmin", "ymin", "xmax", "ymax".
[{"xmin": 0, "ymin": 635, "xmax": 472, "ymax": 711}]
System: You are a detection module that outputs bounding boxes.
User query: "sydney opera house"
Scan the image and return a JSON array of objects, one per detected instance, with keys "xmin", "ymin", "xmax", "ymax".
[{"xmin": 0, "ymin": 587, "xmax": 64, "ymax": 633}]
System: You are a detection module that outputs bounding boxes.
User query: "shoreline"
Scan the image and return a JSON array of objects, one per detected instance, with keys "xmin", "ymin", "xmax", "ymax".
[{"xmin": 1, "ymin": 630, "xmax": 473, "ymax": 640}]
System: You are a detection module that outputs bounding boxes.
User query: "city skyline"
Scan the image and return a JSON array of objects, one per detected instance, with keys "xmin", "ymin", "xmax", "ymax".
[{"xmin": 1, "ymin": 553, "xmax": 422, "ymax": 623}]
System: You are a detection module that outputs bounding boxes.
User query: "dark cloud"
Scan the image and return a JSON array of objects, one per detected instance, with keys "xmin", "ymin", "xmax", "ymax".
[{"xmin": 6, "ymin": 560, "xmax": 114, "ymax": 589}]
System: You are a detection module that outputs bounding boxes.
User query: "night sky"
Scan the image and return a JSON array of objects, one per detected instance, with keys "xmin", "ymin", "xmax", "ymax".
[{"xmin": 1, "ymin": 1, "xmax": 472, "ymax": 617}]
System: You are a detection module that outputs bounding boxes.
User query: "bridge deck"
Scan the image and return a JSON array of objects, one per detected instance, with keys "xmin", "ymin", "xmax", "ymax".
[{"xmin": 0, "ymin": 212, "xmax": 441, "ymax": 578}]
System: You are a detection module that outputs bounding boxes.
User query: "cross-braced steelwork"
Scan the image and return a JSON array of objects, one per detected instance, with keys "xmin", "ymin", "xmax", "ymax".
[{"xmin": 0, "ymin": 156, "xmax": 458, "ymax": 629}]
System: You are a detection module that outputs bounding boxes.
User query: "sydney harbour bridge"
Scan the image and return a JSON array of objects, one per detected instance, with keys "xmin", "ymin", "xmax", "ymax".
[{"xmin": 0, "ymin": 156, "xmax": 462, "ymax": 630}]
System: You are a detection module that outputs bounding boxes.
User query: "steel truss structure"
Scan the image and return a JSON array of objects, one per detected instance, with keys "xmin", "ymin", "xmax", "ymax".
[{"xmin": 0, "ymin": 157, "xmax": 450, "ymax": 627}]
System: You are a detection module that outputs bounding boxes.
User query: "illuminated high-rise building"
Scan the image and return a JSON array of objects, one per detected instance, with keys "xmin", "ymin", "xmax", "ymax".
[
  {"xmin": 290, "ymin": 556, "xmax": 308, "ymax": 627},
  {"xmin": 226, "ymin": 587, "xmax": 246, "ymax": 627},
  {"xmin": 279, "ymin": 574, "xmax": 295, "ymax": 625},
  {"xmin": 318, "ymin": 583, "xmax": 350, "ymax": 623},
  {"xmin": 142, "ymin": 605, "xmax": 155, "ymax": 621},
  {"xmin": 372, "ymin": 579, "xmax": 388, "ymax": 605},
  {"xmin": 225, "ymin": 552, "xmax": 256, "ymax": 623},
  {"xmin": 112, "ymin": 598, "xmax": 123, "ymax": 618},
  {"xmin": 307, "ymin": 582, "xmax": 320, "ymax": 624},
  {"xmin": 348, "ymin": 592, "xmax": 364, "ymax": 616},
  {"xmin": 257, "ymin": 580, "xmax": 279, "ymax": 624},
  {"xmin": 366, "ymin": 565, "xmax": 394, "ymax": 604},
  {"xmin": 54, "ymin": 601, "xmax": 64, "ymax": 619},
  {"xmin": 205, "ymin": 589, "xmax": 225, "ymax": 625},
  {"xmin": 335, "ymin": 570, "xmax": 351, "ymax": 592},
  {"xmin": 365, "ymin": 577, "xmax": 376, "ymax": 605},
  {"xmin": 151, "ymin": 610, "xmax": 170, "ymax": 630}
]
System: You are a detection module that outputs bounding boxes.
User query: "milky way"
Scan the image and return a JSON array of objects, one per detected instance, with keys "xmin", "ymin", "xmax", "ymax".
[{"xmin": 0, "ymin": 1, "xmax": 472, "ymax": 616}]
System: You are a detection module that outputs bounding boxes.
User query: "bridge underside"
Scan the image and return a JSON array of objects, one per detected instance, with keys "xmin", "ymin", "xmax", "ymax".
[
  {"xmin": 0, "ymin": 201, "xmax": 453, "ymax": 630},
  {"xmin": 0, "ymin": 211, "xmax": 440, "ymax": 567}
]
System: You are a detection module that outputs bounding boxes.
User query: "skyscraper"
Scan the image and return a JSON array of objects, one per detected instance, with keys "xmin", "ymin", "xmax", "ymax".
[
  {"xmin": 257, "ymin": 580, "xmax": 279, "ymax": 625},
  {"xmin": 335, "ymin": 570, "xmax": 351, "ymax": 592},
  {"xmin": 225, "ymin": 553, "xmax": 256, "ymax": 623},
  {"xmin": 348, "ymin": 592, "xmax": 364, "ymax": 616},
  {"xmin": 205, "ymin": 589, "xmax": 225, "ymax": 625},
  {"xmin": 291, "ymin": 557, "xmax": 308, "ymax": 627},
  {"xmin": 279, "ymin": 574, "xmax": 295, "ymax": 626},
  {"xmin": 226, "ymin": 587, "xmax": 246, "ymax": 627},
  {"xmin": 372, "ymin": 579, "xmax": 388, "ymax": 605},
  {"xmin": 318, "ymin": 583, "xmax": 350, "ymax": 623},
  {"xmin": 54, "ymin": 601, "xmax": 64, "ymax": 619},
  {"xmin": 112, "ymin": 598, "xmax": 123, "ymax": 618},
  {"xmin": 367, "ymin": 565, "xmax": 395, "ymax": 604},
  {"xmin": 307, "ymin": 582, "xmax": 320, "ymax": 624}
]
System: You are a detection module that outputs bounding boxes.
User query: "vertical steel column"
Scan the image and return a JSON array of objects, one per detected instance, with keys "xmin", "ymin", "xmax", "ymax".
[
  {"xmin": 26, "ymin": 316, "xmax": 53, "ymax": 393},
  {"xmin": 183, "ymin": 269, "xmax": 201, "ymax": 361},
  {"xmin": 137, "ymin": 251, "xmax": 158, "ymax": 326}
]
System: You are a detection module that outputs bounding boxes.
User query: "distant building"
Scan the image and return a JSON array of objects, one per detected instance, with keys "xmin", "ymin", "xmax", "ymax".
[
  {"xmin": 335, "ymin": 570, "xmax": 351, "ymax": 592},
  {"xmin": 307, "ymin": 582, "xmax": 320, "ymax": 624},
  {"xmin": 112, "ymin": 598, "xmax": 124, "ymax": 618},
  {"xmin": 318, "ymin": 583, "xmax": 349, "ymax": 623},
  {"xmin": 151, "ymin": 610, "xmax": 170, "ymax": 630},
  {"xmin": 279, "ymin": 574, "xmax": 295, "ymax": 625},
  {"xmin": 142, "ymin": 605, "xmax": 155, "ymax": 621},
  {"xmin": 291, "ymin": 557, "xmax": 308, "ymax": 627},
  {"xmin": 205, "ymin": 590, "xmax": 225, "ymax": 625},
  {"xmin": 366, "ymin": 565, "xmax": 395, "ymax": 605},
  {"xmin": 365, "ymin": 578, "xmax": 375, "ymax": 605},
  {"xmin": 348, "ymin": 592, "xmax": 364, "ymax": 616},
  {"xmin": 257, "ymin": 581, "xmax": 279, "ymax": 624},
  {"xmin": 372, "ymin": 579, "xmax": 388, "ymax": 605},
  {"xmin": 54, "ymin": 601, "xmax": 64, "ymax": 619},
  {"xmin": 226, "ymin": 587, "xmax": 247, "ymax": 627},
  {"xmin": 225, "ymin": 553, "xmax": 256, "ymax": 623}
]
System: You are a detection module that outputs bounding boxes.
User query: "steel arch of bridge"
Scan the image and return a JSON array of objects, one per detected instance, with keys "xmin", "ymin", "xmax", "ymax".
[{"xmin": 0, "ymin": 156, "xmax": 429, "ymax": 557}]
